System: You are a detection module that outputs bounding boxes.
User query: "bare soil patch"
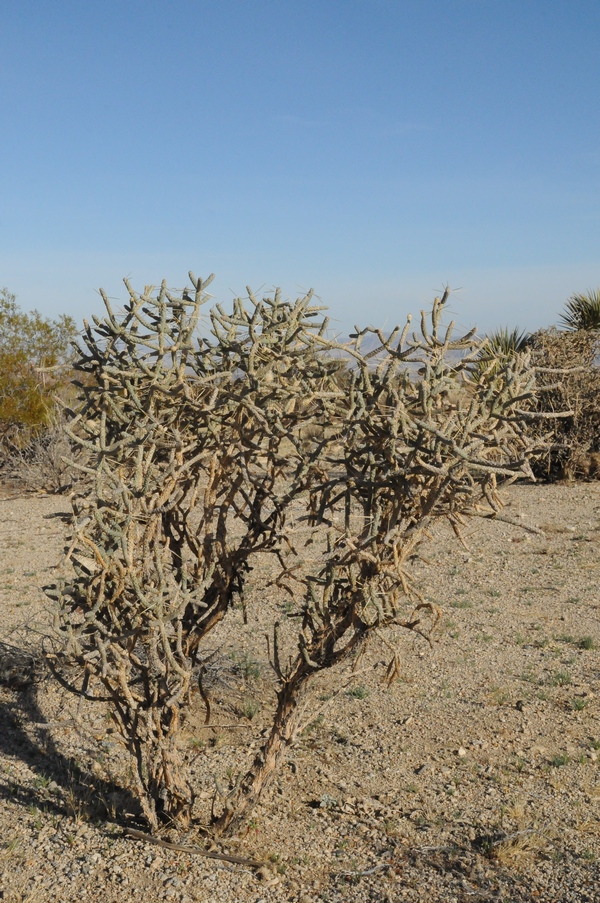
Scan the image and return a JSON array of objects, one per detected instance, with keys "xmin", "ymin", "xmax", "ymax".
[{"xmin": 1, "ymin": 480, "xmax": 599, "ymax": 902}]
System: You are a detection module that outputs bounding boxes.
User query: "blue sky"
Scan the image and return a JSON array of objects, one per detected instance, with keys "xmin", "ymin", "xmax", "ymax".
[{"xmin": 2, "ymin": 0, "xmax": 599, "ymax": 337}]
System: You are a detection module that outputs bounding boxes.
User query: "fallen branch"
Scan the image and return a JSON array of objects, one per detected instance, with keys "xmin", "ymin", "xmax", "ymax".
[
  {"xmin": 123, "ymin": 827, "xmax": 265, "ymax": 868},
  {"xmin": 474, "ymin": 511, "xmax": 546, "ymax": 537}
]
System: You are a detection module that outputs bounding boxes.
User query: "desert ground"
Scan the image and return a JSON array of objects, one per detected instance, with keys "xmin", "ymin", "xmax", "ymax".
[{"xmin": 1, "ymin": 478, "xmax": 599, "ymax": 902}]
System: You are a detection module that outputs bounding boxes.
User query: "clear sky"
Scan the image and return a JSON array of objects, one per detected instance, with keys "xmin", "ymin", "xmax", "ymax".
[{"xmin": 2, "ymin": 0, "xmax": 599, "ymax": 337}]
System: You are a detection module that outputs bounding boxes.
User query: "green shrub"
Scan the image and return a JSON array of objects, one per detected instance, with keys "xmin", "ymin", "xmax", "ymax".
[{"xmin": 0, "ymin": 288, "xmax": 77, "ymax": 460}]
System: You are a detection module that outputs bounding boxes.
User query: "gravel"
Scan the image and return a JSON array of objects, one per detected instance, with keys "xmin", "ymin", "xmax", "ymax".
[{"xmin": 0, "ymin": 480, "xmax": 599, "ymax": 901}]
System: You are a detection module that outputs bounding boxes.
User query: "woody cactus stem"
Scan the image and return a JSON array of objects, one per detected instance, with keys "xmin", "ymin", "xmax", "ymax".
[{"xmin": 212, "ymin": 670, "xmax": 308, "ymax": 834}]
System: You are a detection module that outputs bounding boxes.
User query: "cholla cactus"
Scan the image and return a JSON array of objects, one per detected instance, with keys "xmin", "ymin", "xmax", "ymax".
[
  {"xmin": 50, "ymin": 274, "xmax": 341, "ymax": 829},
  {"xmin": 213, "ymin": 289, "xmax": 537, "ymax": 832},
  {"xmin": 49, "ymin": 279, "xmax": 537, "ymax": 834}
]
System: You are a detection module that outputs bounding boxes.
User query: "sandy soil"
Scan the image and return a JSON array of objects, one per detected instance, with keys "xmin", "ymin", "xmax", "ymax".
[{"xmin": 1, "ymin": 478, "xmax": 599, "ymax": 902}]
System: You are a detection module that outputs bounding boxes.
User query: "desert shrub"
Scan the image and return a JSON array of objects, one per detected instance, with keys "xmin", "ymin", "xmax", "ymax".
[
  {"xmin": 48, "ymin": 278, "xmax": 537, "ymax": 835},
  {"xmin": 0, "ymin": 287, "xmax": 77, "ymax": 464},
  {"xmin": 528, "ymin": 328, "xmax": 600, "ymax": 480},
  {"xmin": 5, "ymin": 412, "xmax": 80, "ymax": 493}
]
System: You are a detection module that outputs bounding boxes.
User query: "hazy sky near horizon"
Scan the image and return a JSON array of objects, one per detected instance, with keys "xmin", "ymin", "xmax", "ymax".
[{"xmin": 2, "ymin": 0, "xmax": 599, "ymax": 336}]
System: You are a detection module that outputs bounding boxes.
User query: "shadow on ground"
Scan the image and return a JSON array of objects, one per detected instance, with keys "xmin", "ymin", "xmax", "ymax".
[{"xmin": 0, "ymin": 647, "xmax": 141, "ymax": 829}]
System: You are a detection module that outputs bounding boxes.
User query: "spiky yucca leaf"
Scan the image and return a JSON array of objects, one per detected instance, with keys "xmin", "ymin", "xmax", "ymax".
[
  {"xmin": 559, "ymin": 289, "xmax": 600, "ymax": 332},
  {"xmin": 473, "ymin": 327, "xmax": 530, "ymax": 384},
  {"xmin": 483, "ymin": 327, "xmax": 531, "ymax": 357}
]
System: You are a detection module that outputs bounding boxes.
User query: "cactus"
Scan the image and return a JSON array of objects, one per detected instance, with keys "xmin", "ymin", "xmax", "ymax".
[
  {"xmin": 50, "ymin": 274, "xmax": 341, "ymax": 829},
  {"xmin": 50, "ymin": 278, "xmax": 537, "ymax": 833},
  {"xmin": 212, "ymin": 289, "xmax": 536, "ymax": 833}
]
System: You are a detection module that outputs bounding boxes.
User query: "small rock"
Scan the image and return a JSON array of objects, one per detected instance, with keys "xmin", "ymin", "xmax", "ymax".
[{"xmin": 457, "ymin": 747, "xmax": 467, "ymax": 757}]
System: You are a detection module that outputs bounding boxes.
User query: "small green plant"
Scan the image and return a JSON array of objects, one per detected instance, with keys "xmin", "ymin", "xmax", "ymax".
[
  {"xmin": 303, "ymin": 714, "xmax": 325, "ymax": 734},
  {"xmin": 232, "ymin": 651, "xmax": 262, "ymax": 681},
  {"xmin": 33, "ymin": 774, "xmax": 51, "ymax": 790},
  {"xmin": 267, "ymin": 852, "xmax": 287, "ymax": 874},
  {"xmin": 477, "ymin": 633, "xmax": 494, "ymax": 644},
  {"xmin": 578, "ymin": 636, "xmax": 595, "ymax": 650},
  {"xmin": 346, "ymin": 685, "xmax": 369, "ymax": 700},
  {"xmin": 28, "ymin": 807, "xmax": 44, "ymax": 831},
  {"xmin": 489, "ymin": 686, "xmax": 510, "ymax": 706},
  {"xmin": 241, "ymin": 698, "xmax": 261, "ymax": 720},
  {"xmin": 571, "ymin": 697, "xmax": 589, "ymax": 712},
  {"xmin": 3, "ymin": 836, "xmax": 22, "ymax": 855},
  {"xmin": 550, "ymin": 753, "xmax": 570, "ymax": 767},
  {"xmin": 548, "ymin": 670, "xmax": 571, "ymax": 687},
  {"xmin": 556, "ymin": 633, "xmax": 575, "ymax": 645}
]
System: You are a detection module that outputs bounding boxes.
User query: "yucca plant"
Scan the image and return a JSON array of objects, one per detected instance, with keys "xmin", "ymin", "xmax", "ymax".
[
  {"xmin": 559, "ymin": 289, "xmax": 600, "ymax": 332},
  {"xmin": 473, "ymin": 326, "xmax": 530, "ymax": 385},
  {"xmin": 484, "ymin": 326, "xmax": 531, "ymax": 355}
]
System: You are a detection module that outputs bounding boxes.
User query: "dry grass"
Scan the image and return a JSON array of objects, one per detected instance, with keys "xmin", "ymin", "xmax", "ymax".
[{"xmin": 491, "ymin": 828, "xmax": 556, "ymax": 869}]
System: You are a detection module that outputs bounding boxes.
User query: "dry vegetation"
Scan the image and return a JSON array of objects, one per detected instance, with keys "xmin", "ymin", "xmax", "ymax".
[
  {"xmin": 44, "ymin": 276, "xmax": 537, "ymax": 833},
  {"xmin": 1, "ymin": 276, "xmax": 600, "ymax": 901},
  {"xmin": 529, "ymin": 328, "xmax": 600, "ymax": 481}
]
